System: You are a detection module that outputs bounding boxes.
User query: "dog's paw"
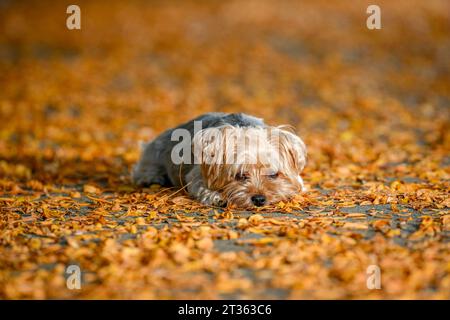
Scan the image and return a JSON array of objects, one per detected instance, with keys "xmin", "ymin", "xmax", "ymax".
[{"xmin": 200, "ymin": 190, "xmax": 226, "ymax": 207}]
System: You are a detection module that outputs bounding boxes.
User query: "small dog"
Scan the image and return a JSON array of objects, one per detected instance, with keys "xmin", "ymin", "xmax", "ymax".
[{"xmin": 132, "ymin": 112, "xmax": 306, "ymax": 208}]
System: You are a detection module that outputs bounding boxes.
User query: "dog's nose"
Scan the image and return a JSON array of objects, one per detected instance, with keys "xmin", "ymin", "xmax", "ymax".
[{"xmin": 251, "ymin": 195, "xmax": 266, "ymax": 206}]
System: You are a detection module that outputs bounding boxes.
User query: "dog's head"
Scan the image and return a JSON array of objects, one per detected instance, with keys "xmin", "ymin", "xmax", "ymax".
[{"xmin": 193, "ymin": 125, "xmax": 306, "ymax": 208}]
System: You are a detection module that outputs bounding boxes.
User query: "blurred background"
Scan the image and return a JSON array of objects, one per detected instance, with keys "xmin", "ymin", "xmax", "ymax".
[{"xmin": 0, "ymin": 0, "xmax": 449, "ymax": 299}]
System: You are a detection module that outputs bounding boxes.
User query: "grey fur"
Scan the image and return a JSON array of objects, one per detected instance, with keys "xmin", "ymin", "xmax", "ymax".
[{"xmin": 132, "ymin": 112, "xmax": 265, "ymax": 206}]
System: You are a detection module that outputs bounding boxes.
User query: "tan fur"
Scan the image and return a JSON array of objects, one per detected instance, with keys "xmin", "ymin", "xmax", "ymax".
[{"xmin": 193, "ymin": 126, "xmax": 306, "ymax": 208}]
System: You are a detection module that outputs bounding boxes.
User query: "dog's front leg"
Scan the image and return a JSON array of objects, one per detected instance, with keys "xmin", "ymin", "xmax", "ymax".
[{"xmin": 185, "ymin": 166, "xmax": 226, "ymax": 207}]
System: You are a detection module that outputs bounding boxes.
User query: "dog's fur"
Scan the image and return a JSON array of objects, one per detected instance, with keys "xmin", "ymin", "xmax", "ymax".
[{"xmin": 132, "ymin": 112, "xmax": 306, "ymax": 208}]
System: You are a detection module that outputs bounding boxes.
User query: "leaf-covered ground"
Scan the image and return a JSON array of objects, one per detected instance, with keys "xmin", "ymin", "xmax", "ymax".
[{"xmin": 0, "ymin": 0, "xmax": 449, "ymax": 299}]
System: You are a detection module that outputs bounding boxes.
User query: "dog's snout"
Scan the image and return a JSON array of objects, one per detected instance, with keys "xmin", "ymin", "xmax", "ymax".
[{"xmin": 251, "ymin": 195, "xmax": 266, "ymax": 206}]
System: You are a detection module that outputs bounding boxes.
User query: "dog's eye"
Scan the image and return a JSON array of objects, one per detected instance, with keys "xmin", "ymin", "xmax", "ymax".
[
  {"xmin": 268, "ymin": 172, "xmax": 279, "ymax": 179},
  {"xmin": 235, "ymin": 172, "xmax": 249, "ymax": 181}
]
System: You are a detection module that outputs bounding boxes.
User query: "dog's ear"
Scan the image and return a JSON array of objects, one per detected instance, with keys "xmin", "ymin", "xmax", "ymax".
[
  {"xmin": 272, "ymin": 126, "xmax": 307, "ymax": 174},
  {"xmin": 192, "ymin": 126, "xmax": 230, "ymax": 187}
]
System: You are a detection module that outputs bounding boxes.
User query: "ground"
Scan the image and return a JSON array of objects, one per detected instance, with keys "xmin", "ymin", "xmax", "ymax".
[{"xmin": 0, "ymin": 0, "xmax": 449, "ymax": 299}]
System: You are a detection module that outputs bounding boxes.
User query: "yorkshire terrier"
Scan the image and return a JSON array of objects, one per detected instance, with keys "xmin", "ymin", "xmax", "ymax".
[{"xmin": 132, "ymin": 112, "xmax": 306, "ymax": 208}]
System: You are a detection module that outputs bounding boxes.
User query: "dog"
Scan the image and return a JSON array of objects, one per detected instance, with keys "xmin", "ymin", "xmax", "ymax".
[{"xmin": 132, "ymin": 112, "xmax": 306, "ymax": 208}]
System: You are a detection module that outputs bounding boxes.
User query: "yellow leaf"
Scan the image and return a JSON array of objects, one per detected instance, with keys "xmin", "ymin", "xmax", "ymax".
[
  {"xmin": 29, "ymin": 238, "xmax": 41, "ymax": 250},
  {"xmin": 249, "ymin": 214, "xmax": 264, "ymax": 225},
  {"xmin": 196, "ymin": 237, "xmax": 214, "ymax": 250},
  {"xmin": 342, "ymin": 222, "xmax": 368, "ymax": 230},
  {"xmin": 83, "ymin": 184, "xmax": 101, "ymax": 194},
  {"xmin": 135, "ymin": 217, "xmax": 146, "ymax": 225}
]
